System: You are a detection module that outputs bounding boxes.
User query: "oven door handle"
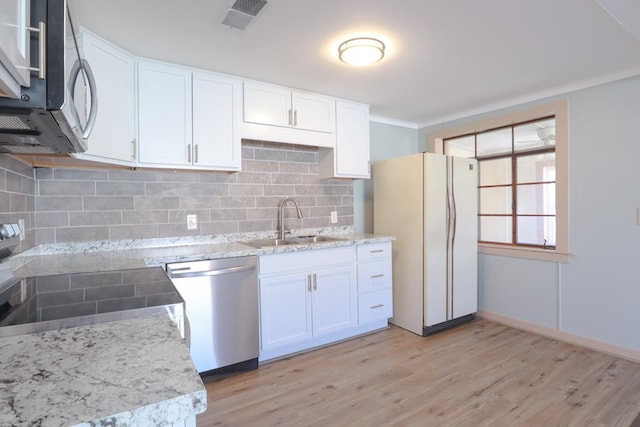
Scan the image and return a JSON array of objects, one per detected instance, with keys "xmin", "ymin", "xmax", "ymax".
[{"xmin": 168, "ymin": 265, "xmax": 256, "ymax": 279}]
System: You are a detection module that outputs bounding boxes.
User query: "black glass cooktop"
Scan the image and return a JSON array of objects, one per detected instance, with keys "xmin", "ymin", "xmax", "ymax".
[{"xmin": 0, "ymin": 267, "xmax": 184, "ymax": 337}]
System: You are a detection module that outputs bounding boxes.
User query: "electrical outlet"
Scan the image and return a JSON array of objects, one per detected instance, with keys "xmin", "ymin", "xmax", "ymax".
[
  {"xmin": 187, "ymin": 214, "xmax": 198, "ymax": 230},
  {"xmin": 330, "ymin": 210, "xmax": 338, "ymax": 224},
  {"xmin": 18, "ymin": 219, "xmax": 25, "ymax": 241}
]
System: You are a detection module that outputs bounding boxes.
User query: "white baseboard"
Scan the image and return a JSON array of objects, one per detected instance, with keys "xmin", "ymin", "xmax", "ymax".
[{"xmin": 477, "ymin": 310, "xmax": 640, "ymax": 364}]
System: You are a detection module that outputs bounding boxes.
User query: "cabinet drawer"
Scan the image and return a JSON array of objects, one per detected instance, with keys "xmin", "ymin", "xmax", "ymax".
[
  {"xmin": 356, "ymin": 242, "xmax": 392, "ymax": 261},
  {"xmin": 357, "ymin": 260, "xmax": 392, "ymax": 293},
  {"xmin": 259, "ymin": 246, "xmax": 354, "ymax": 276},
  {"xmin": 358, "ymin": 289, "xmax": 392, "ymax": 324}
]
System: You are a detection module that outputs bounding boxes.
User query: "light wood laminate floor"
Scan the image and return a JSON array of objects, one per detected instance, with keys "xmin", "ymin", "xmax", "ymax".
[{"xmin": 198, "ymin": 320, "xmax": 640, "ymax": 426}]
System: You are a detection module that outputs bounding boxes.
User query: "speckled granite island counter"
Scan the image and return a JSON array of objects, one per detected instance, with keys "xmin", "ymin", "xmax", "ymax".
[{"xmin": 0, "ymin": 316, "xmax": 206, "ymax": 427}]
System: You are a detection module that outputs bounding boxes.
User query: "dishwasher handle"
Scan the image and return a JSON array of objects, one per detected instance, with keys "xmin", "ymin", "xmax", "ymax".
[{"xmin": 167, "ymin": 264, "xmax": 256, "ymax": 279}]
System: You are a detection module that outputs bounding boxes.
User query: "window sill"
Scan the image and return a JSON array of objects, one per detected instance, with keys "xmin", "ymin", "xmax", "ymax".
[{"xmin": 479, "ymin": 243, "xmax": 571, "ymax": 263}]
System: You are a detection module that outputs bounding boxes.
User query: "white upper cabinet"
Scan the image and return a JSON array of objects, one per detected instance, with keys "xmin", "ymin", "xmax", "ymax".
[
  {"xmin": 291, "ymin": 91, "xmax": 335, "ymax": 133},
  {"xmin": 73, "ymin": 31, "xmax": 136, "ymax": 165},
  {"xmin": 192, "ymin": 71, "xmax": 242, "ymax": 170},
  {"xmin": 243, "ymin": 83, "xmax": 291, "ymax": 128},
  {"xmin": 319, "ymin": 100, "xmax": 371, "ymax": 179},
  {"xmin": 242, "ymin": 81, "xmax": 336, "ymax": 148},
  {"xmin": 136, "ymin": 60, "xmax": 242, "ymax": 171},
  {"xmin": 0, "ymin": 0, "xmax": 30, "ymax": 97},
  {"xmin": 137, "ymin": 60, "xmax": 193, "ymax": 167}
]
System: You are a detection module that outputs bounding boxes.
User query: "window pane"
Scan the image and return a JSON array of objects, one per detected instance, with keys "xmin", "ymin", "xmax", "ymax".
[
  {"xmin": 517, "ymin": 153, "xmax": 555, "ymax": 184},
  {"xmin": 479, "ymin": 158, "xmax": 511, "ymax": 186},
  {"xmin": 480, "ymin": 216, "xmax": 512, "ymax": 243},
  {"xmin": 445, "ymin": 135, "xmax": 474, "ymax": 158},
  {"xmin": 480, "ymin": 187, "xmax": 512, "ymax": 214},
  {"xmin": 517, "ymin": 183, "xmax": 555, "ymax": 215},
  {"xmin": 477, "ymin": 127, "xmax": 511, "ymax": 157},
  {"xmin": 517, "ymin": 216, "xmax": 556, "ymax": 247},
  {"xmin": 514, "ymin": 118, "xmax": 555, "ymax": 152}
]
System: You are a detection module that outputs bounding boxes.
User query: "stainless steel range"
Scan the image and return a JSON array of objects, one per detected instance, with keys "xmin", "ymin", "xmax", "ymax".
[{"xmin": 0, "ymin": 225, "xmax": 185, "ymax": 339}]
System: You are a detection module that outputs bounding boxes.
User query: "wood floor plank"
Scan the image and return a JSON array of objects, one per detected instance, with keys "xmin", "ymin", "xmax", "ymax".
[{"xmin": 198, "ymin": 320, "xmax": 640, "ymax": 426}]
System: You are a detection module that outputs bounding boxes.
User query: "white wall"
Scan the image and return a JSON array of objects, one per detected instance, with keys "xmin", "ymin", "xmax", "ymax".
[
  {"xmin": 419, "ymin": 74, "xmax": 640, "ymax": 355},
  {"xmin": 354, "ymin": 121, "xmax": 419, "ymax": 233}
]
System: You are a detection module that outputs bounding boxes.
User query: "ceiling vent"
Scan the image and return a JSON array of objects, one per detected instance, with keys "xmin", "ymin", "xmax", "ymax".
[{"xmin": 222, "ymin": 0, "xmax": 268, "ymax": 30}]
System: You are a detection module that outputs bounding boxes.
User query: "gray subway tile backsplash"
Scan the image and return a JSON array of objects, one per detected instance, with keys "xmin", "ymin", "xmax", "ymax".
[{"xmin": 0, "ymin": 142, "xmax": 354, "ymax": 246}]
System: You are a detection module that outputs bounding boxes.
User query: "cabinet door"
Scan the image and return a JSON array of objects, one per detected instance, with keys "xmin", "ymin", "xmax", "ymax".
[
  {"xmin": 312, "ymin": 265, "xmax": 357, "ymax": 337},
  {"xmin": 260, "ymin": 272, "xmax": 313, "ymax": 351},
  {"xmin": 0, "ymin": 0, "xmax": 29, "ymax": 97},
  {"xmin": 192, "ymin": 72, "xmax": 241, "ymax": 170},
  {"xmin": 75, "ymin": 32, "xmax": 135, "ymax": 165},
  {"xmin": 137, "ymin": 60, "xmax": 192, "ymax": 166},
  {"xmin": 243, "ymin": 82, "xmax": 291, "ymax": 128},
  {"xmin": 335, "ymin": 100, "xmax": 370, "ymax": 178},
  {"xmin": 292, "ymin": 92, "xmax": 335, "ymax": 133}
]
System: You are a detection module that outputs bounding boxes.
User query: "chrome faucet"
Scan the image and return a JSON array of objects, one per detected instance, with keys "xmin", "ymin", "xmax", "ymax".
[{"xmin": 278, "ymin": 198, "xmax": 303, "ymax": 240}]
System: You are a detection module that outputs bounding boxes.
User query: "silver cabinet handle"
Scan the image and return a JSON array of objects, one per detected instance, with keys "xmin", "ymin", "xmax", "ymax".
[
  {"xmin": 288, "ymin": 109, "xmax": 293, "ymax": 126},
  {"xmin": 307, "ymin": 274, "xmax": 312, "ymax": 292},
  {"xmin": 20, "ymin": 22, "xmax": 46, "ymax": 79},
  {"xmin": 131, "ymin": 139, "xmax": 136, "ymax": 160},
  {"xmin": 370, "ymin": 274, "xmax": 384, "ymax": 279},
  {"xmin": 187, "ymin": 144, "xmax": 192, "ymax": 163},
  {"xmin": 194, "ymin": 144, "xmax": 199, "ymax": 163},
  {"xmin": 313, "ymin": 273, "xmax": 317, "ymax": 291},
  {"xmin": 294, "ymin": 110, "xmax": 298, "ymax": 126},
  {"xmin": 370, "ymin": 249, "xmax": 384, "ymax": 254},
  {"xmin": 371, "ymin": 304, "xmax": 384, "ymax": 309}
]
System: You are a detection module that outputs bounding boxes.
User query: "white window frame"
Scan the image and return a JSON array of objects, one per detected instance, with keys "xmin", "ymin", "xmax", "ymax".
[{"xmin": 431, "ymin": 100, "xmax": 570, "ymax": 263}]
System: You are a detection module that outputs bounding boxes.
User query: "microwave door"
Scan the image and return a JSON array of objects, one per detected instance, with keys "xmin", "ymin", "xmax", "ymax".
[{"xmin": 60, "ymin": 3, "xmax": 97, "ymax": 142}]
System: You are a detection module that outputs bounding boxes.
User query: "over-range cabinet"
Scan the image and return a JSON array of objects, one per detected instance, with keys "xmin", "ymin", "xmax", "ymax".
[{"xmin": 374, "ymin": 152, "xmax": 478, "ymax": 336}]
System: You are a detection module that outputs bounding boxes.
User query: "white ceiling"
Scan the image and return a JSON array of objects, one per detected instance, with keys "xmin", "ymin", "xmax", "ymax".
[{"xmin": 72, "ymin": 0, "xmax": 640, "ymax": 128}]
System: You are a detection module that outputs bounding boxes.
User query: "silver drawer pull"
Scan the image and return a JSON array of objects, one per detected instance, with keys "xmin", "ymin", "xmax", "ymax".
[
  {"xmin": 370, "ymin": 249, "xmax": 384, "ymax": 253},
  {"xmin": 370, "ymin": 304, "xmax": 384, "ymax": 309},
  {"xmin": 370, "ymin": 274, "xmax": 385, "ymax": 279}
]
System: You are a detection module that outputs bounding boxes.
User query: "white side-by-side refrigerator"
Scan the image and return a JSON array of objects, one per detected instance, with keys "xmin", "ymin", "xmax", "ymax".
[{"xmin": 373, "ymin": 152, "xmax": 478, "ymax": 336}]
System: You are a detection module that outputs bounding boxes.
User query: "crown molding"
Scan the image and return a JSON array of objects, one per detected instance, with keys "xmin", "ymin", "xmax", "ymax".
[
  {"xmin": 418, "ymin": 65, "xmax": 640, "ymax": 129},
  {"xmin": 369, "ymin": 115, "xmax": 418, "ymax": 129}
]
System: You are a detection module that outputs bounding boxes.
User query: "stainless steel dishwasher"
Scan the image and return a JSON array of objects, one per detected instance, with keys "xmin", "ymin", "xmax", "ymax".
[{"xmin": 166, "ymin": 256, "xmax": 258, "ymax": 374}]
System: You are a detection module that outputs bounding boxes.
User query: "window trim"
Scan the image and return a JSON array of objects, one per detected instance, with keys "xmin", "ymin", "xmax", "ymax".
[{"xmin": 431, "ymin": 100, "xmax": 570, "ymax": 263}]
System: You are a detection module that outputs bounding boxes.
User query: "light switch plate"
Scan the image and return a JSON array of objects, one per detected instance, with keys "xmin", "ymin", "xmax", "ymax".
[
  {"xmin": 187, "ymin": 215, "xmax": 198, "ymax": 230},
  {"xmin": 330, "ymin": 210, "xmax": 338, "ymax": 224}
]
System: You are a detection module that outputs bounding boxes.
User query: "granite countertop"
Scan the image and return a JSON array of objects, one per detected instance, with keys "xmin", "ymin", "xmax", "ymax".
[
  {"xmin": 0, "ymin": 229, "xmax": 391, "ymax": 426},
  {"xmin": 11, "ymin": 231, "xmax": 394, "ymax": 278},
  {"xmin": 0, "ymin": 316, "xmax": 206, "ymax": 426}
]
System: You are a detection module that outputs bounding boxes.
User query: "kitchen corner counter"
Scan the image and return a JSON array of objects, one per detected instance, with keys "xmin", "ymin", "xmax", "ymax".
[
  {"xmin": 10, "ymin": 232, "xmax": 394, "ymax": 278},
  {"xmin": 0, "ymin": 316, "xmax": 206, "ymax": 426}
]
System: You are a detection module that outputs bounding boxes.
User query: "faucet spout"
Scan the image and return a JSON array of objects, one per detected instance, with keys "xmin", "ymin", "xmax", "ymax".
[{"xmin": 278, "ymin": 198, "xmax": 303, "ymax": 240}]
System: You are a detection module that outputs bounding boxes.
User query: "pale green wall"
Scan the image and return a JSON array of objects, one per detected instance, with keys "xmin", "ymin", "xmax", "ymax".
[
  {"xmin": 354, "ymin": 122, "xmax": 419, "ymax": 233},
  {"xmin": 419, "ymin": 75, "xmax": 640, "ymax": 353}
]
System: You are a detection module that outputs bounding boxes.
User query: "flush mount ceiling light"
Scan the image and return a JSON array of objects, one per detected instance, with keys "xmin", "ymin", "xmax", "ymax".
[{"xmin": 338, "ymin": 37, "xmax": 385, "ymax": 66}]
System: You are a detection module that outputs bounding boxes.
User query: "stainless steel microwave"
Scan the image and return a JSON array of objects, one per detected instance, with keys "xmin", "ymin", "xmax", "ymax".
[{"xmin": 0, "ymin": 0, "xmax": 97, "ymax": 154}]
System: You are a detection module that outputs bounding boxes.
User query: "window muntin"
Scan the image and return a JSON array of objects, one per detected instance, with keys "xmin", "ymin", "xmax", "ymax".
[{"xmin": 445, "ymin": 116, "xmax": 556, "ymax": 249}]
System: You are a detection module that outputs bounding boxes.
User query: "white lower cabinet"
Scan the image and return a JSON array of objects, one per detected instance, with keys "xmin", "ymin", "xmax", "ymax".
[
  {"xmin": 258, "ymin": 247, "xmax": 358, "ymax": 360},
  {"xmin": 258, "ymin": 243, "xmax": 392, "ymax": 362},
  {"xmin": 356, "ymin": 242, "xmax": 393, "ymax": 324},
  {"xmin": 260, "ymin": 271, "xmax": 313, "ymax": 350}
]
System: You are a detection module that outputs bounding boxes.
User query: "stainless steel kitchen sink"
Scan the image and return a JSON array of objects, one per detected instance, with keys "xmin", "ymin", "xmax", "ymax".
[{"xmin": 241, "ymin": 235, "xmax": 347, "ymax": 248}]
